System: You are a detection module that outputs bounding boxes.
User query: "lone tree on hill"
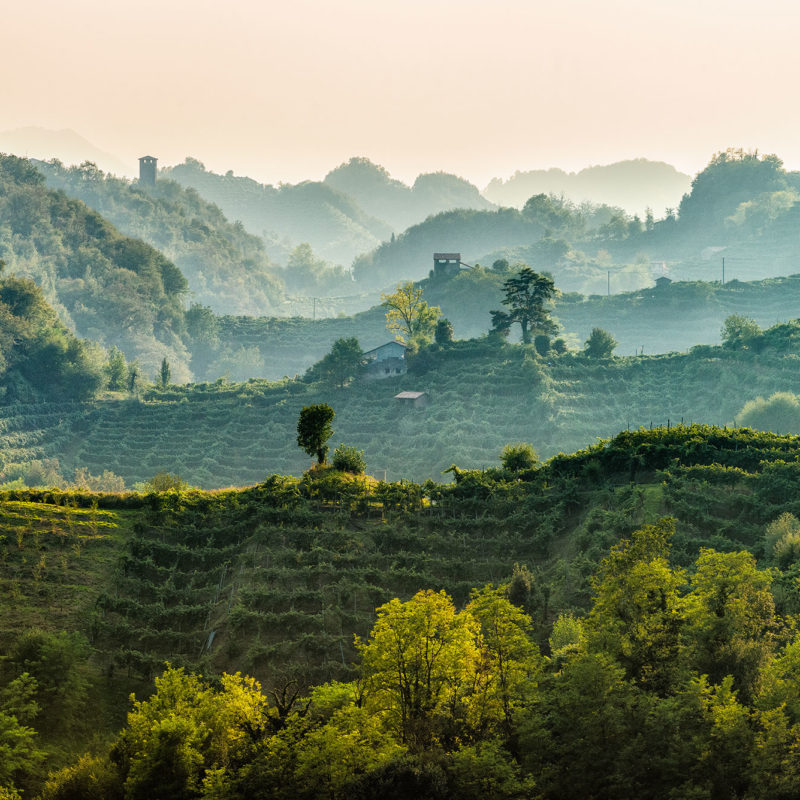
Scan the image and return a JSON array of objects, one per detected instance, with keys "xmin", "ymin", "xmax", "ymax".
[
  {"xmin": 490, "ymin": 267, "xmax": 558, "ymax": 344},
  {"xmin": 297, "ymin": 404, "xmax": 335, "ymax": 465},
  {"xmin": 584, "ymin": 328, "xmax": 618, "ymax": 359},
  {"xmin": 500, "ymin": 443, "xmax": 538, "ymax": 473},
  {"xmin": 381, "ymin": 282, "xmax": 441, "ymax": 345},
  {"xmin": 159, "ymin": 357, "xmax": 171, "ymax": 387}
]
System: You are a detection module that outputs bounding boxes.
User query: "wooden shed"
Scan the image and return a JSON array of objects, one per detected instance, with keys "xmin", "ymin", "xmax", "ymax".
[{"xmin": 394, "ymin": 391, "xmax": 429, "ymax": 409}]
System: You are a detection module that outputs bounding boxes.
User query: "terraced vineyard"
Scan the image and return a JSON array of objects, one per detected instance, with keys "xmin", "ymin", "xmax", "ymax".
[
  {"xmin": 215, "ymin": 307, "xmax": 388, "ymax": 380},
  {"xmin": 0, "ymin": 496, "xmax": 132, "ymax": 640},
  {"xmin": 5, "ymin": 426, "xmax": 800, "ymax": 693},
  {"xmin": 557, "ymin": 274, "xmax": 800, "ymax": 355},
  {"xmin": 6, "ymin": 340, "xmax": 800, "ymax": 488}
]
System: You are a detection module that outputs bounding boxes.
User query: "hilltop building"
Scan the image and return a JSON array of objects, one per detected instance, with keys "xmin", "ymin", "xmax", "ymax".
[
  {"xmin": 139, "ymin": 155, "xmax": 157, "ymax": 187},
  {"xmin": 433, "ymin": 253, "xmax": 463, "ymax": 279},
  {"xmin": 655, "ymin": 276, "xmax": 672, "ymax": 288},
  {"xmin": 364, "ymin": 340, "xmax": 407, "ymax": 380}
]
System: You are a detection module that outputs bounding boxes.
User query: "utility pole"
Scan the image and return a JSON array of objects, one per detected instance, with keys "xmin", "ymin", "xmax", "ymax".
[
  {"xmin": 722, "ymin": 257, "xmax": 725, "ymax": 285},
  {"xmin": 607, "ymin": 270, "xmax": 611, "ymax": 297},
  {"xmin": 313, "ymin": 297, "xmax": 316, "ymax": 321}
]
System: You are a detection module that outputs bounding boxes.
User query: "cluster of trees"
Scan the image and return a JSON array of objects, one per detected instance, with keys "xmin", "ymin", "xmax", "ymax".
[
  {"xmin": 0, "ymin": 155, "xmax": 190, "ymax": 381},
  {"xmin": 489, "ymin": 266, "xmax": 617, "ymax": 358},
  {"xmin": 0, "ymin": 630, "xmax": 92, "ymax": 799},
  {"xmin": 0, "ymin": 458, "xmax": 125, "ymax": 491},
  {"xmin": 35, "ymin": 160, "xmax": 284, "ymax": 317},
  {"xmin": 25, "ymin": 519, "xmax": 800, "ymax": 799},
  {"xmin": 0, "ymin": 275, "xmax": 105, "ymax": 402}
]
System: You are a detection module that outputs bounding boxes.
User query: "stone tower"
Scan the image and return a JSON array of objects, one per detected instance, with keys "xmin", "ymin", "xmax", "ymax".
[{"xmin": 138, "ymin": 155, "xmax": 157, "ymax": 187}]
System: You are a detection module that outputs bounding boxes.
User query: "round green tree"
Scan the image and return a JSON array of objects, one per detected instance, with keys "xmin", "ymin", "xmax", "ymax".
[
  {"xmin": 584, "ymin": 328, "xmax": 617, "ymax": 359},
  {"xmin": 297, "ymin": 404, "xmax": 335, "ymax": 465},
  {"xmin": 500, "ymin": 443, "xmax": 538, "ymax": 473}
]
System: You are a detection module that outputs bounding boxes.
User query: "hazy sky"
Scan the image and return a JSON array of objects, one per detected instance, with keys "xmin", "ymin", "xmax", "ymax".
[{"xmin": 3, "ymin": 0, "xmax": 800, "ymax": 186}]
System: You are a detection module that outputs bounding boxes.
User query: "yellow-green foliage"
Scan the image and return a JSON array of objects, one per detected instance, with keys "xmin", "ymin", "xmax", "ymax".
[{"xmin": 33, "ymin": 529, "xmax": 800, "ymax": 800}]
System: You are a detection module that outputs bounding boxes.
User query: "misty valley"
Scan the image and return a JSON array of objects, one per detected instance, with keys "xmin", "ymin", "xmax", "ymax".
[{"xmin": 5, "ymin": 146, "xmax": 800, "ymax": 799}]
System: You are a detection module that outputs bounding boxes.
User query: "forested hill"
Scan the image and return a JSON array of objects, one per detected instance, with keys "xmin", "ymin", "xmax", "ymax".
[
  {"xmin": 6, "ymin": 427, "xmax": 800, "ymax": 797},
  {"xmin": 484, "ymin": 158, "xmax": 691, "ymax": 214},
  {"xmin": 0, "ymin": 275, "xmax": 104, "ymax": 402},
  {"xmin": 352, "ymin": 207, "xmax": 545, "ymax": 289},
  {"xmin": 35, "ymin": 159, "xmax": 284, "ymax": 316},
  {"xmin": 8, "ymin": 331, "xmax": 800, "ymax": 489},
  {"xmin": 0, "ymin": 154, "xmax": 191, "ymax": 379},
  {"xmin": 162, "ymin": 158, "xmax": 393, "ymax": 265},
  {"xmin": 353, "ymin": 150, "xmax": 800, "ymax": 296}
]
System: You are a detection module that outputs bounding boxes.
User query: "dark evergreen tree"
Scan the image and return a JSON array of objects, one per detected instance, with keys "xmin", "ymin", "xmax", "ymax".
[
  {"xmin": 297, "ymin": 404, "xmax": 335, "ymax": 465},
  {"xmin": 490, "ymin": 267, "xmax": 558, "ymax": 344}
]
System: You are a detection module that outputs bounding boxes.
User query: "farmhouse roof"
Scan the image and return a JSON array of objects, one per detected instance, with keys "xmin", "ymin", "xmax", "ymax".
[
  {"xmin": 364, "ymin": 340, "xmax": 407, "ymax": 355},
  {"xmin": 395, "ymin": 391, "xmax": 426, "ymax": 399}
]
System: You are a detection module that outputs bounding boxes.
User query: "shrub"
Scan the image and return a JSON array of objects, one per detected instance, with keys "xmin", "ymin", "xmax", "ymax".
[
  {"xmin": 534, "ymin": 334, "xmax": 551, "ymax": 356},
  {"xmin": 141, "ymin": 472, "xmax": 188, "ymax": 492},
  {"xmin": 500, "ymin": 443, "xmax": 538, "ymax": 473},
  {"xmin": 584, "ymin": 328, "xmax": 617, "ymax": 359},
  {"xmin": 332, "ymin": 444, "xmax": 366, "ymax": 475},
  {"xmin": 738, "ymin": 392, "xmax": 800, "ymax": 434}
]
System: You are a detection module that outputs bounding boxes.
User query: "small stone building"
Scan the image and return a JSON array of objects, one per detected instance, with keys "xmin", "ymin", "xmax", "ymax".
[
  {"xmin": 139, "ymin": 155, "xmax": 157, "ymax": 187},
  {"xmin": 655, "ymin": 276, "xmax": 672, "ymax": 288},
  {"xmin": 364, "ymin": 340, "xmax": 407, "ymax": 380},
  {"xmin": 433, "ymin": 253, "xmax": 462, "ymax": 279}
]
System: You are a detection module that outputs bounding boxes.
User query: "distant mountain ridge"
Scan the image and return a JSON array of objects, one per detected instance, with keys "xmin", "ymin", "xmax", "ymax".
[
  {"xmin": 484, "ymin": 158, "xmax": 691, "ymax": 215},
  {"xmin": 324, "ymin": 157, "xmax": 495, "ymax": 231},
  {"xmin": 162, "ymin": 158, "xmax": 393, "ymax": 266},
  {"xmin": 0, "ymin": 126, "xmax": 131, "ymax": 176},
  {"xmin": 164, "ymin": 157, "xmax": 496, "ymax": 267}
]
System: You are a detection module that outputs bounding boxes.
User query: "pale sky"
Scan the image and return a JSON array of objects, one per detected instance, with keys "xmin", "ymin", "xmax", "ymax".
[{"xmin": 3, "ymin": 0, "xmax": 800, "ymax": 186}]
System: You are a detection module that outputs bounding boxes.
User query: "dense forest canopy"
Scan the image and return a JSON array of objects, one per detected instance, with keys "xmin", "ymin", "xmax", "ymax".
[
  {"xmin": 0, "ymin": 154, "xmax": 190, "ymax": 380},
  {"xmin": 35, "ymin": 159, "xmax": 285, "ymax": 316},
  {"xmin": 0, "ymin": 275, "xmax": 104, "ymax": 402}
]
